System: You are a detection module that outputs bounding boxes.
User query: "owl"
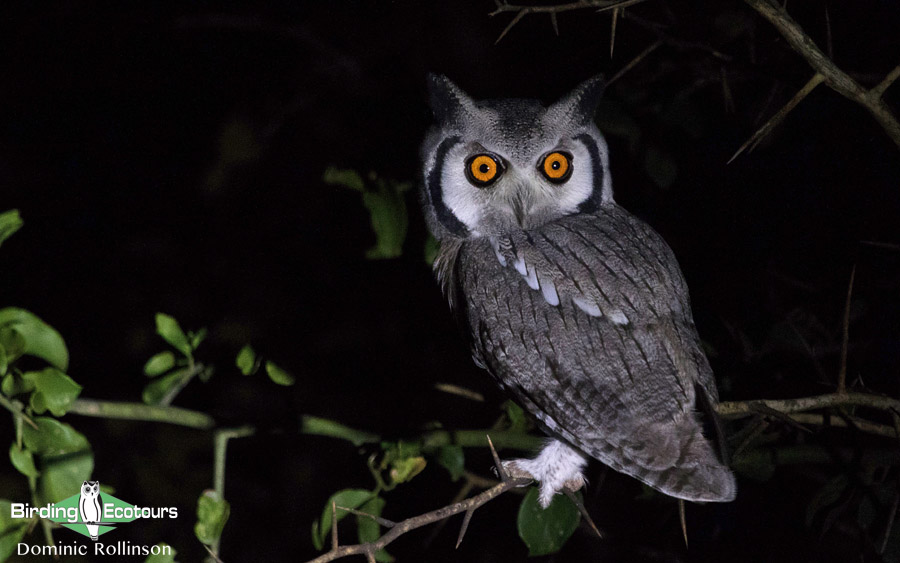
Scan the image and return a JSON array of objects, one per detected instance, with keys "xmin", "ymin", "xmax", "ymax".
[
  {"xmin": 420, "ymin": 75, "xmax": 736, "ymax": 508},
  {"xmin": 79, "ymin": 480, "xmax": 102, "ymax": 540}
]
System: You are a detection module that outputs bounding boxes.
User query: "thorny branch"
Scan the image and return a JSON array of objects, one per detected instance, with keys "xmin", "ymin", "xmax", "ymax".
[
  {"xmin": 300, "ymin": 388, "xmax": 899, "ymax": 562},
  {"xmin": 491, "ymin": 0, "xmax": 900, "ymax": 153},
  {"xmin": 742, "ymin": 0, "xmax": 900, "ymax": 151},
  {"xmin": 304, "ymin": 436, "xmax": 532, "ymax": 563}
]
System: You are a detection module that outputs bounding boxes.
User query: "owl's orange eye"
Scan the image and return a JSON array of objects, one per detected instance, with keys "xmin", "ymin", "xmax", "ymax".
[
  {"xmin": 540, "ymin": 151, "xmax": 573, "ymax": 183},
  {"xmin": 465, "ymin": 154, "xmax": 504, "ymax": 187}
]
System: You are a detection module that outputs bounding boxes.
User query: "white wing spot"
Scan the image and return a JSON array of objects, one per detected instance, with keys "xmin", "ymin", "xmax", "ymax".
[
  {"xmin": 572, "ymin": 296, "xmax": 602, "ymax": 317},
  {"xmin": 609, "ymin": 311, "xmax": 630, "ymax": 325},
  {"xmin": 513, "ymin": 254, "xmax": 527, "ymax": 277},
  {"xmin": 540, "ymin": 279, "xmax": 560, "ymax": 306},
  {"xmin": 524, "ymin": 264, "xmax": 539, "ymax": 290}
]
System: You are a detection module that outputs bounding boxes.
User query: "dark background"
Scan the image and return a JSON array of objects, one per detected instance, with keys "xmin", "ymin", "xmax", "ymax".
[{"xmin": 2, "ymin": 1, "xmax": 899, "ymax": 561}]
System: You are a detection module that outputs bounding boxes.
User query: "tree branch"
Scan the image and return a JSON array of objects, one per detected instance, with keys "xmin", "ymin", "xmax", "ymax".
[
  {"xmin": 304, "ymin": 476, "xmax": 530, "ymax": 563},
  {"xmin": 743, "ymin": 0, "xmax": 900, "ymax": 150},
  {"xmin": 490, "ymin": 0, "xmax": 651, "ymax": 44},
  {"xmin": 716, "ymin": 392, "xmax": 900, "ymax": 419},
  {"xmin": 67, "ymin": 398, "xmax": 215, "ymax": 429}
]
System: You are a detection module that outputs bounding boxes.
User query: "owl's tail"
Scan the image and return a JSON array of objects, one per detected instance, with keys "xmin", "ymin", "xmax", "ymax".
[{"xmin": 591, "ymin": 413, "xmax": 737, "ymax": 503}]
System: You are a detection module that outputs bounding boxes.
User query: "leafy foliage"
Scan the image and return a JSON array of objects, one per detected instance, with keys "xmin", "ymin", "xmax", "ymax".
[
  {"xmin": 517, "ymin": 487, "xmax": 581, "ymax": 557},
  {"xmin": 195, "ymin": 490, "xmax": 231, "ymax": 546},
  {"xmin": 324, "ymin": 167, "xmax": 412, "ymax": 259}
]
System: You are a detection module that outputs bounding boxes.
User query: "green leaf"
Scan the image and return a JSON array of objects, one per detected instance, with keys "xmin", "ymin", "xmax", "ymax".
[
  {"xmin": 0, "ymin": 344, "xmax": 7, "ymax": 377},
  {"xmin": 188, "ymin": 328, "xmax": 208, "ymax": 351},
  {"xmin": 195, "ymin": 490, "xmax": 230, "ymax": 546},
  {"xmin": 265, "ymin": 361, "xmax": 294, "ymax": 386},
  {"xmin": 155, "ymin": 313, "xmax": 191, "ymax": 356},
  {"xmin": 323, "ymin": 166, "xmax": 365, "ymax": 192},
  {"xmin": 22, "ymin": 417, "xmax": 90, "ymax": 456},
  {"xmin": 236, "ymin": 345, "xmax": 256, "ymax": 375},
  {"xmin": 436, "ymin": 444, "xmax": 464, "ymax": 481},
  {"xmin": 0, "ymin": 499, "xmax": 29, "ymax": 562},
  {"xmin": 0, "ymin": 209, "xmax": 24, "ymax": 248},
  {"xmin": 361, "ymin": 181, "xmax": 409, "ymax": 260},
  {"xmin": 0, "ymin": 308, "xmax": 68, "ymax": 371},
  {"xmin": 389, "ymin": 456, "xmax": 426, "ymax": 485},
  {"xmin": 312, "ymin": 489, "xmax": 374, "ymax": 550},
  {"xmin": 39, "ymin": 450, "xmax": 93, "ymax": 503},
  {"xmin": 357, "ymin": 496, "xmax": 393, "ymax": 562},
  {"xmin": 23, "ymin": 368, "xmax": 82, "ymax": 416},
  {"xmin": 1, "ymin": 372, "xmax": 34, "ymax": 397},
  {"xmin": 0, "ymin": 326, "xmax": 26, "ymax": 364},
  {"xmin": 300, "ymin": 415, "xmax": 380, "ymax": 446},
  {"xmin": 144, "ymin": 544, "xmax": 177, "ymax": 563},
  {"xmin": 503, "ymin": 400, "xmax": 528, "ymax": 432},
  {"xmin": 142, "ymin": 369, "xmax": 187, "ymax": 405},
  {"xmin": 144, "ymin": 351, "xmax": 176, "ymax": 377},
  {"xmin": 9, "ymin": 443, "xmax": 39, "ymax": 478},
  {"xmin": 326, "ymin": 168, "xmax": 410, "ymax": 260},
  {"xmin": 517, "ymin": 487, "xmax": 581, "ymax": 556},
  {"xmin": 643, "ymin": 146, "xmax": 678, "ymax": 190}
]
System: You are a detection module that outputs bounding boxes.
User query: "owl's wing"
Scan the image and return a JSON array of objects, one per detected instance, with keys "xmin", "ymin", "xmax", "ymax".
[
  {"xmin": 461, "ymin": 205, "xmax": 734, "ymax": 501},
  {"xmin": 488, "ymin": 204, "xmax": 718, "ymax": 399}
]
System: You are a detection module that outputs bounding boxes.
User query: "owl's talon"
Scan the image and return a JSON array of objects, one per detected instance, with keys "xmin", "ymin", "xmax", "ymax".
[{"xmin": 501, "ymin": 441, "xmax": 588, "ymax": 508}]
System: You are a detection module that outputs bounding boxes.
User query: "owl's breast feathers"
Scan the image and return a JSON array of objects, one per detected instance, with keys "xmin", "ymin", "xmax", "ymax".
[{"xmin": 440, "ymin": 204, "xmax": 735, "ymax": 502}]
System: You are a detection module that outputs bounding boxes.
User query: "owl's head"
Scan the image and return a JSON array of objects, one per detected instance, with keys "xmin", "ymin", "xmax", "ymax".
[
  {"xmin": 421, "ymin": 74, "xmax": 612, "ymax": 241},
  {"xmin": 81, "ymin": 481, "xmax": 99, "ymax": 496}
]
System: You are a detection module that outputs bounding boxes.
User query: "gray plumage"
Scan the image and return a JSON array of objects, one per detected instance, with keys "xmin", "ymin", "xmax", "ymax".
[{"xmin": 421, "ymin": 74, "xmax": 736, "ymax": 505}]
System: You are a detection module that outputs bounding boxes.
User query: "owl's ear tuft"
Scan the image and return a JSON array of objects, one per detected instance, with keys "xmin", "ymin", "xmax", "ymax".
[
  {"xmin": 551, "ymin": 74, "xmax": 607, "ymax": 125},
  {"xmin": 427, "ymin": 74, "xmax": 474, "ymax": 124}
]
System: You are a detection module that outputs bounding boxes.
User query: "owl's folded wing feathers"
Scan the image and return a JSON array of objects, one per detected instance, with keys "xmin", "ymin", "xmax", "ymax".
[{"xmin": 490, "ymin": 205, "xmax": 692, "ymax": 327}]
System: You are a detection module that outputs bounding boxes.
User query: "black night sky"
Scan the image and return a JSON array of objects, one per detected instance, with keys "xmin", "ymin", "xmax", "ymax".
[{"xmin": 2, "ymin": 1, "xmax": 899, "ymax": 562}]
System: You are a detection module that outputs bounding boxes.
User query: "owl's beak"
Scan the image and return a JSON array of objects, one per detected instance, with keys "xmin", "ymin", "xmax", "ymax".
[{"xmin": 508, "ymin": 184, "xmax": 531, "ymax": 227}]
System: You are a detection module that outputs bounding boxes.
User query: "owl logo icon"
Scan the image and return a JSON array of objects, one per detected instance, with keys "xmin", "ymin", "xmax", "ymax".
[{"xmin": 78, "ymin": 480, "xmax": 102, "ymax": 541}]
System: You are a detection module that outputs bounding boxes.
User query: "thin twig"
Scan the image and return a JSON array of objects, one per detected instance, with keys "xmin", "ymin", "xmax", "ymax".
[
  {"xmin": 490, "ymin": 0, "xmax": 651, "ymax": 44},
  {"xmin": 486, "ymin": 434, "xmax": 510, "ymax": 481},
  {"xmin": 717, "ymin": 392, "xmax": 900, "ymax": 419},
  {"xmin": 871, "ymin": 65, "xmax": 900, "ymax": 100},
  {"xmin": 860, "ymin": 239, "xmax": 900, "ymax": 252},
  {"xmin": 335, "ymin": 506, "xmax": 396, "ymax": 528},
  {"xmin": 331, "ymin": 501, "xmax": 338, "ymax": 551},
  {"xmin": 610, "ymin": 8, "xmax": 619, "ymax": 58},
  {"xmin": 732, "ymin": 417, "xmax": 770, "ymax": 458},
  {"xmin": 728, "ymin": 72, "xmax": 825, "ymax": 163},
  {"xmin": 607, "ymin": 39, "xmax": 663, "ymax": 86},
  {"xmin": 0, "ymin": 395, "xmax": 39, "ymax": 429},
  {"xmin": 789, "ymin": 413, "xmax": 898, "ymax": 439},
  {"xmin": 304, "ymin": 477, "xmax": 531, "ymax": 563},
  {"xmin": 881, "ymin": 489, "xmax": 900, "ymax": 554},
  {"xmin": 743, "ymin": 0, "xmax": 900, "ymax": 150},
  {"xmin": 837, "ymin": 266, "xmax": 855, "ymax": 394},
  {"xmin": 455, "ymin": 508, "xmax": 475, "ymax": 548},
  {"xmin": 433, "ymin": 383, "xmax": 485, "ymax": 402},
  {"xmin": 68, "ymin": 398, "xmax": 215, "ymax": 429},
  {"xmin": 678, "ymin": 499, "xmax": 688, "ymax": 548},
  {"xmin": 563, "ymin": 489, "xmax": 603, "ymax": 538},
  {"xmin": 202, "ymin": 544, "xmax": 225, "ymax": 563}
]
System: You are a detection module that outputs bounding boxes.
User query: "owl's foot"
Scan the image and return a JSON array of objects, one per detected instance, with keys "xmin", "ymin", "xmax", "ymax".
[{"xmin": 501, "ymin": 440, "xmax": 588, "ymax": 508}]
